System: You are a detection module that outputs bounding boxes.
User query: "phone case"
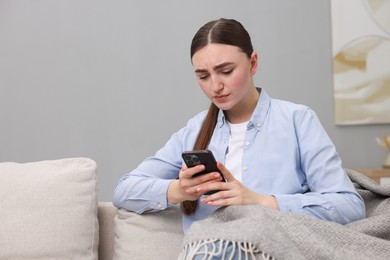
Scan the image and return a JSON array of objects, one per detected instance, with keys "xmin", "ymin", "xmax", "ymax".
[
  {"xmin": 181, "ymin": 150, "xmax": 226, "ymax": 197},
  {"xmin": 182, "ymin": 150, "xmax": 221, "ymax": 178}
]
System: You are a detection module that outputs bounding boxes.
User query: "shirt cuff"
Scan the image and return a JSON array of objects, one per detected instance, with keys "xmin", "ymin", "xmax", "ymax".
[
  {"xmin": 147, "ymin": 179, "xmax": 172, "ymax": 212},
  {"xmin": 273, "ymin": 194, "xmax": 303, "ymax": 212}
]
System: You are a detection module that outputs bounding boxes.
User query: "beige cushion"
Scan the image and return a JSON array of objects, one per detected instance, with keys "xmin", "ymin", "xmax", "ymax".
[
  {"xmin": 113, "ymin": 205, "xmax": 184, "ymax": 259},
  {"xmin": 98, "ymin": 202, "xmax": 117, "ymax": 260},
  {"xmin": 0, "ymin": 158, "xmax": 99, "ymax": 260}
]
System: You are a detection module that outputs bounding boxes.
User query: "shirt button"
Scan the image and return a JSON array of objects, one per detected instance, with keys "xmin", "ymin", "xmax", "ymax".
[
  {"xmin": 245, "ymin": 141, "xmax": 250, "ymax": 146},
  {"xmin": 243, "ymin": 166, "xmax": 248, "ymax": 172},
  {"xmin": 157, "ymin": 203, "xmax": 163, "ymax": 208}
]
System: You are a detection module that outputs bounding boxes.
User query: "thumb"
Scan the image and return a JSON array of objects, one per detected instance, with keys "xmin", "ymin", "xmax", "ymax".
[
  {"xmin": 181, "ymin": 162, "xmax": 188, "ymax": 170},
  {"xmin": 217, "ymin": 162, "xmax": 235, "ymax": 182}
]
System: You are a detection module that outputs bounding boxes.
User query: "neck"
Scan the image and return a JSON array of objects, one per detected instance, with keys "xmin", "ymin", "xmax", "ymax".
[{"xmin": 225, "ymin": 87, "xmax": 260, "ymax": 124}]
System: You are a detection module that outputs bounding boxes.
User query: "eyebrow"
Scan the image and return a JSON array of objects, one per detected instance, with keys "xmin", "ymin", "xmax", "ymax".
[{"xmin": 195, "ymin": 62, "xmax": 234, "ymax": 73}]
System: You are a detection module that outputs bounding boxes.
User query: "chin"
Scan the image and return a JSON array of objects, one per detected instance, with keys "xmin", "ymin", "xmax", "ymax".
[{"xmin": 215, "ymin": 103, "xmax": 234, "ymax": 111}]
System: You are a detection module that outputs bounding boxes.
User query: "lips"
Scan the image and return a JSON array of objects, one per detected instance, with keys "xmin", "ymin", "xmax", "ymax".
[{"xmin": 214, "ymin": 94, "xmax": 229, "ymax": 102}]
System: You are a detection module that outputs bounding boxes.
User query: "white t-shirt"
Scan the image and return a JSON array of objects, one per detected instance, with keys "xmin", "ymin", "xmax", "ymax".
[{"xmin": 225, "ymin": 121, "xmax": 248, "ymax": 182}]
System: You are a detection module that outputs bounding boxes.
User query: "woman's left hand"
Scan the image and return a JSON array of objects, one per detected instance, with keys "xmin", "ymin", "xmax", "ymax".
[{"xmin": 199, "ymin": 162, "xmax": 279, "ymax": 210}]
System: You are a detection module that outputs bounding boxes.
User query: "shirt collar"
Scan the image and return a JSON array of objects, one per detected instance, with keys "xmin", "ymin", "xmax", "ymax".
[
  {"xmin": 217, "ymin": 109, "xmax": 226, "ymax": 128},
  {"xmin": 216, "ymin": 87, "xmax": 271, "ymax": 131},
  {"xmin": 249, "ymin": 87, "xmax": 271, "ymax": 131}
]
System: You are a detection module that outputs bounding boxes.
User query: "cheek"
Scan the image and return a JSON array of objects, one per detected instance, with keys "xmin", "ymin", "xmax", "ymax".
[
  {"xmin": 230, "ymin": 71, "xmax": 250, "ymax": 90},
  {"xmin": 198, "ymin": 81, "xmax": 211, "ymax": 96}
]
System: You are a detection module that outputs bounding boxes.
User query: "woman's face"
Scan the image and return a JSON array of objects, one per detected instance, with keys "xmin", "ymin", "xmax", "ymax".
[{"xmin": 192, "ymin": 43, "xmax": 257, "ymax": 113}]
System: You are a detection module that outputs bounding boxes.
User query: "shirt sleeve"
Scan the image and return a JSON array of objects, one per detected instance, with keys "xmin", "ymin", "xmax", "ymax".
[
  {"xmin": 112, "ymin": 127, "xmax": 185, "ymax": 214},
  {"xmin": 274, "ymin": 108, "xmax": 365, "ymax": 224},
  {"xmin": 112, "ymin": 111, "xmax": 205, "ymax": 214}
]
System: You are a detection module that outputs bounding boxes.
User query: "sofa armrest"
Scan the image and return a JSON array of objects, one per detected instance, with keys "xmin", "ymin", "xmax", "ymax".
[{"xmin": 98, "ymin": 202, "xmax": 117, "ymax": 260}]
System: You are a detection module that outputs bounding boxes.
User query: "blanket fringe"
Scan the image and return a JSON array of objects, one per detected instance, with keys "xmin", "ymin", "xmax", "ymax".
[{"xmin": 178, "ymin": 239, "xmax": 274, "ymax": 260}]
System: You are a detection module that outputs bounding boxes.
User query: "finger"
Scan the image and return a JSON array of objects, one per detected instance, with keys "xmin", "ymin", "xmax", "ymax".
[
  {"xmin": 188, "ymin": 173, "xmax": 223, "ymax": 193},
  {"xmin": 185, "ymin": 187, "xmax": 204, "ymax": 198},
  {"xmin": 205, "ymin": 197, "xmax": 237, "ymax": 207},
  {"xmin": 179, "ymin": 171, "xmax": 222, "ymax": 198},
  {"xmin": 201, "ymin": 187, "xmax": 241, "ymax": 206},
  {"xmin": 188, "ymin": 170, "xmax": 223, "ymax": 185},
  {"xmin": 196, "ymin": 179, "xmax": 229, "ymax": 198},
  {"xmin": 217, "ymin": 162, "xmax": 235, "ymax": 182},
  {"xmin": 180, "ymin": 165, "xmax": 205, "ymax": 179},
  {"xmin": 181, "ymin": 162, "xmax": 188, "ymax": 170}
]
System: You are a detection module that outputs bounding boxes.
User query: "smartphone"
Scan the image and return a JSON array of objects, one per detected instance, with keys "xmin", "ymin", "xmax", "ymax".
[{"xmin": 181, "ymin": 150, "xmax": 226, "ymax": 195}]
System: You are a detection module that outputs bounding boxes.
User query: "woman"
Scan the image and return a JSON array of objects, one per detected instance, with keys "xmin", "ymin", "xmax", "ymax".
[{"xmin": 113, "ymin": 18, "xmax": 365, "ymax": 235}]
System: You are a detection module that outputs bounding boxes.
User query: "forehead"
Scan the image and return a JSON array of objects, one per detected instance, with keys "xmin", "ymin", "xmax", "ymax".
[{"xmin": 192, "ymin": 43, "xmax": 247, "ymax": 69}]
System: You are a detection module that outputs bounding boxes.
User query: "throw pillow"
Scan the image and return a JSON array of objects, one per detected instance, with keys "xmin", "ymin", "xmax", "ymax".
[
  {"xmin": 0, "ymin": 158, "xmax": 99, "ymax": 259},
  {"xmin": 113, "ymin": 205, "xmax": 183, "ymax": 259}
]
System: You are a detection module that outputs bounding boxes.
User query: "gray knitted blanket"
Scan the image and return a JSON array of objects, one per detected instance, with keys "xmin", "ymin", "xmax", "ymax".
[{"xmin": 179, "ymin": 169, "xmax": 390, "ymax": 260}]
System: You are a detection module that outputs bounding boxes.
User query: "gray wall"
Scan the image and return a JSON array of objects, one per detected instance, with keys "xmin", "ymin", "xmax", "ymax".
[{"xmin": 1, "ymin": 0, "xmax": 389, "ymax": 201}]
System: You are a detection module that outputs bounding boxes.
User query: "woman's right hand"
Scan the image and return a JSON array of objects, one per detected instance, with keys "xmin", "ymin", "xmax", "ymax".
[{"xmin": 167, "ymin": 163, "xmax": 223, "ymax": 204}]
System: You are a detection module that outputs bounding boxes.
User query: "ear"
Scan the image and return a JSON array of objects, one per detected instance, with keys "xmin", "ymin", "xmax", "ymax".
[{"xmin": 250, "ymin": 51, "xmax": 258, "ymax": 75}]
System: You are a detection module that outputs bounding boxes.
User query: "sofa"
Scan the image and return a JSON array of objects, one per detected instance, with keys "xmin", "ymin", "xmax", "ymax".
[{"xmin": 0, "ymin": 158, "xmax": 184, "ymax": 260}]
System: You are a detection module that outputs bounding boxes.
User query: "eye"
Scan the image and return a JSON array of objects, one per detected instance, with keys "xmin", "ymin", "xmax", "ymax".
[
  {"xmin": 198, "ymin": 74, "xmax": 209, "ymax": 80},
  {"xmin": 222, "ymin": 69, "xmax": 233, "ymax": 75}
]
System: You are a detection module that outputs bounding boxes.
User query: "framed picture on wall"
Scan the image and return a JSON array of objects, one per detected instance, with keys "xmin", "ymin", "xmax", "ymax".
[{"xmin": 331, "ymin": 0, "xmax": 390, "ymax": 125}]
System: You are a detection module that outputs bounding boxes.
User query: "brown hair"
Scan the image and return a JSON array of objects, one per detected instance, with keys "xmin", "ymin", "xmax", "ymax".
[
  {"xmin": 181, "ymin": 18, "xmax": 254, "ymax": 215},
  {"xmin": 180, "ymin": 103, "xmax": 219, "ymax": 215},
  {"xmin": 190, "ymin": 18, "xmax": 253, "ymax": 60}
]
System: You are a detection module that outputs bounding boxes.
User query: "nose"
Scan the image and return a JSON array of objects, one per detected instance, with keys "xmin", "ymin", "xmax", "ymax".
[{"xmin": 211, "ymin": 76, "xmax": 224, "ymax": 93}]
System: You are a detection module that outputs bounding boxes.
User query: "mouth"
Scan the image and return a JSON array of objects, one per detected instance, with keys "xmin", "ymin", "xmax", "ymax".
[{"xmin": 213, "ymin": 94, "xmax": 230, "ymax": 101}]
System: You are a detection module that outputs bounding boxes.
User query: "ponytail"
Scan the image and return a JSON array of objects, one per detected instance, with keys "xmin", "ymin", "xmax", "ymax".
[{"xmin": 180, "ymin": 103, "xmax": 219, "ymax": 215}]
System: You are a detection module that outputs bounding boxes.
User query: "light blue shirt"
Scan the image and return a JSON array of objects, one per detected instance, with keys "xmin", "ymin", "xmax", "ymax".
[{"xmin": 113, "ymin": 89, "xmax": 365, "ymax": 233}]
